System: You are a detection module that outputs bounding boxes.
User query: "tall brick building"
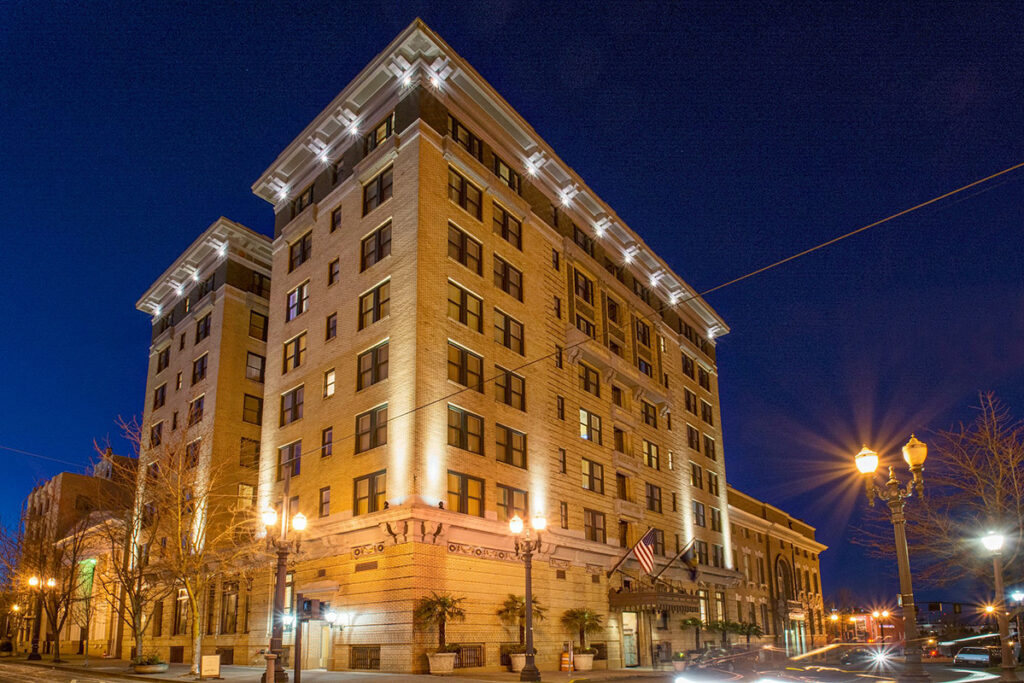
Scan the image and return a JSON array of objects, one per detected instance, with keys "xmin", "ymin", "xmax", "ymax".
[{"xmin": 127, "ymin": 20, "xmax": 825, "ymax": 672}]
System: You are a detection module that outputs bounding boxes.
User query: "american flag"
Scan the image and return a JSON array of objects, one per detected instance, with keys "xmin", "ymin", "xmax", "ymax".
[{"xmin": 633, "ymin": 528, "xmax": 657, "ymax": 574}]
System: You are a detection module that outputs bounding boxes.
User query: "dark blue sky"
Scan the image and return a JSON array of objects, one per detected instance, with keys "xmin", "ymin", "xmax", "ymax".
[{"xmin": 2, "ymin": 1, "xmax": 1022, "ymax": 599}]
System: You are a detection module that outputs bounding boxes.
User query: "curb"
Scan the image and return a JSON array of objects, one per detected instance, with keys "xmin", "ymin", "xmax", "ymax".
[{"xmin": 4, "ymin": 658, "xmax": 197, "ymax": 682}]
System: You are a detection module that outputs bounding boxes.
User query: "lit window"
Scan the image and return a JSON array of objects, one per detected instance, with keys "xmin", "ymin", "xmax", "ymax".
[
  {"xmin": 354, "ymin": 470, "xmax": 387, "ymax": 515},
  {"xmin": 364, "ymin": 111, "xmax": 395, "ymax": 154},
  {"xmin": 447, "ymin": 223, "xmax": 482, "ymax": 274},
  {"xmin": 493, "ymin": 309, "xmax": 524, "ymax": 355},
  {"xmin": 447, "ymin": 470, "xmax": 484, "ymax": 516},
  {"xmin": 495, "ymin": 425, "xmax": 526, "ymax": 468},
  {"xmin": 242, "ymin": 394, "xmax": 263, "ymax": 425},
  {"xmin": 447, "ymin": 405, "xmax": 484, "ymax": 455},
  {"xmin": 282, "ymin": 333, "xmax": 307, "ymax": 373},
  {"xmin": 323, "ymin": 369, "xmax": 336, "ymax": 398},
  {"xmin": 288, "ymin": 233, "xmax": 312, "ymax": 272},
  {"xmin": 579, "ymin": 408, "xmax": 602, "ymax": 444},
  {"xmin": 286, "ymin": 282, "xmax": 309, "ymax": 321},
  {"xmin": 447, "ymin": 167, "xmax": 482, "ymax": 219},
  {"xmin": 358, "ymin": 281, "xmax": 390, "ymax": 329},
  {"xmin": 492, "ymin": 203, "xmax": 522, "ymax": 248},
  {"xmin": 447, "ymin": 281, "xmax": 482, "ymax": 332},
  {"xmin": 497, "ymin": 485, "xmax": 527, "ymax": 521},
  {"xmin": 362, "ymin": 167, "xmax": 393, "ymax": 215},
  {"xmin": 581, "ymin": 458, "xmax": 604, "ymax": 494},
  {"xmin": 355, "ymin": 404, "xmax": 387, "ymax": 453},
  {"xmin": 447, "ymin": 342, "xmax": 483, "ymax": 392},
  {"xmin": 494, "ymin": 366, "xmax": 525, "ymax": 410},
  {"xmin": 280, "ymin": 386, "xmax": 304, "ymax": 425},
  {"xmin": 357, "ymin": 342, "xmax": 389, "ymax": 390},
  {"xmin": 361, "ymin": 222, "xmax": 392, "ymax": 271}
]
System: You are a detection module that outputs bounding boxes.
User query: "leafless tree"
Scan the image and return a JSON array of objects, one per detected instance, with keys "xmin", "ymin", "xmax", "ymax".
[{"xmin": 853, "ymin": 393, "xmax": 1024, "ymax": 587}]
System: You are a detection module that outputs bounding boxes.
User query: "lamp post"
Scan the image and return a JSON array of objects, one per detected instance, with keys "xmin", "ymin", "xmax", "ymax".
[
  {"xmin": 830, "ymin": 613, "xmax": 839, "ymax": 642},
  {"xmin": 1013, "ymin": 592, "xmax": 1024, "ymax": 663},
  {"xmin": 981, "ymin": 532, "xmax": 1015, "ymax": 681},
  {"xmin": 510, "ymin": 513, "xmax": 546, "ymax": 682},
  {"xmin": 854, "ymin": 435, "xmax": 929, "ymax": 682},
  {"xmin": 26, "ymin": 576, "xmax": 42, "ymax": 660},
  {"xmin": 261, "ymin": 460, "xmax": 307, "ymax": 683}
]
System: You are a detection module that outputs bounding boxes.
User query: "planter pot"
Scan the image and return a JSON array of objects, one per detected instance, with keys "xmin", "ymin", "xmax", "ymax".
[
  {"xmin": 427, "ymin": 652, "xmax": 457, "ymax": 675},
  {"xmin": 132, "ymin": 663, "xmax": 169, "ymax": 674},
  {"xmin": 573, "ymin": 653, "xmax": 594, "ymax": 671},
  {"xmin": 509, "ymin": 653, "xmax": 526, "ymax": 672},
  {"xmin": 673, "ymin": 660, "xmax": 687, "ymax": 672}
]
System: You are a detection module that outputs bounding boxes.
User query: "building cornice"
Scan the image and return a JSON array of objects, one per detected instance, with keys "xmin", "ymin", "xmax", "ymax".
[
  {"xmin": 135, "ymin": 217, "xmax": 271, "ymax": 318},
  {"xmin": 250, "ymin": 18, "xmax": 728, "ymax": 339}
]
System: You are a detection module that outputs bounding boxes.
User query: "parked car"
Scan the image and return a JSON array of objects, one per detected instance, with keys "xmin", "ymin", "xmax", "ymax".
[
  {"xmin": 840, "ymin": 648, "xmax": 889, "ymax": 666},
  {"xmin": 953, "ymin": 647, "xmax": 1001, "ymax": 667}
]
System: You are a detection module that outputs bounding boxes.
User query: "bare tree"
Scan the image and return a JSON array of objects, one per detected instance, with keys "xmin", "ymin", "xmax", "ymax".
[
  {"xmin": 853, "ymin": 393, "xmax": 1024, "ymax": 587},
  {"xmin": 124, "ymin": 415, "xmax": 266, "ymax": 674}
]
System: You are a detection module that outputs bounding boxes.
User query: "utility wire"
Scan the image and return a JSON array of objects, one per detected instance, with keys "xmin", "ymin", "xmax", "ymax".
[{"xmin": 0, "ymin": 445, "xmax": 89, "ymax": 470}]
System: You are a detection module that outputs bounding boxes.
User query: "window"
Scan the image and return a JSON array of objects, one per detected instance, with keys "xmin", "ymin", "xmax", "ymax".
[
  {"xmin": 616, "ymin": 473, "xmax": 629, "ymax": 500},
  {"xmin": 283, "ymin": 333, "xmax": 307, "ymax": 373},
  {"xmin": 495, "ymin": 425, "xmax": 526, "ymax": 468},
  {"xmin": 195, "ymin": 314, "xmax": 211, "ymax": 344},
  {"xmin": 153, "ymin": 384, "xmax": 166, "ymax": 410},
  {"xmin": 173, "ymin": 589, "xmax": 189, "ymax": 635},
  {"xmin": 612, "ymin": 385, "xmax": 623, "ymax": 407},
  {"xmin": 557, "ymin": 448, "xmax": 567, "ymax": 473},
  {"xmin": 280, "ymin": 386, "xmax": 304, "ymax": 425},
  {"xmin": 179, "ymin": 332, "xmax": 186, "ymax": 350},
  {"xmin": 652, "ymin": 529, "xmax": 666, "ymax": 556},
  {"xmin": 698, "ymin": 367, "xmax": 711, "ymax": 390},
  {"xmin": 493, "ymin": 256, "xmax": 523, "ymax": 301},
  {"xmin": 150, "ymin": 422, "xmax": 162, "ymax": 447},
  {"xmin": 493, "ymin": 157, "xmax": 521, "ymax": 194},
  {"xmin": 712, "ymin": 545, "xmax": 725, "ymax": 568},
  {"xmin": 690, "ymin": 462, "xmax": 703, "ymax": 488},
  {"xmin": 171, "ymin": 411, "xmax": 178, "ymax": 430},
  {"xmin": 246, "ymin": 352, "xmax": 265, "ymax": 382},
  {"xmin": 497, "ymin": 485, "xmax": 527, "ymax": 521},
  {"xmin": 448, "ymin": 115, "xmax": 482, "ymax": 159},
  {"xmin": 446, "ymin": 281, "xmax": 482, "ymax": 332},
  {"xmin": 361, "ymin": 221, "xmax": 392, "ymax": 271},
  {"xmin": 573, "ymin": 269, "xmax": 594, "ymax": 304},
  {"xmin": 447, "ymin": 223, "xmax": 482, "ymax": 274},
  {"xmin": 447, "ymin": 342, "xmax": 483, "ymax": 392},
  {"xmin": 285, "ymin": 281, "xmax": 310, "ymax": 322},
  {"xmin": 685, "ymin": 389, "xmax": 698, "ymax": 414},
  {"xmin": 551, "ymin": 249, "xmax": 560, "ymax": 270},
  {"xmin": 175, "ymin": 371, "xmax": 183, "ymax": 390},
  {"xmin": 358, "ymin": 280, "xmax": 390, "ymax": 329},
  {"xmin": 646, "ymin": 483, "xmax": 662, "ymax": 513},
  {"xmin": 711, "ymin": 507, "xmax": 722, "ymax": 532},
  {"xmin": 328, "ymin": 259, "xmax": 340, "ymax": 285},
  {"xmin": 357, "ymin": 342, "xmax": 389, "ymax": 389},
  {"xmin": 494, "ymin": 367, "xmax": 525, "ymax": 410},
  {"xmin": 156, "ymin": 347, "xmax": 170, "ymax": 373},
  {"xmin": 277, "ymin": 441, "xmax": 301, "ymax": 480},
  {"xmin": 288, "ymin": 232, "xmax": 312, "ymax": 272},
  {"xmin": 185, "ymin": 439, "xmax": 201, "ymax": 468},
  {"xmin": 575, "ymin": 314, "xmax": 595, "ymax": 338},
  {"xmin": 493, "ymin": 309, "xmax": 524, "ymax": 354},
  {"xmin": 492, "ymin": 203, "xmax": 522, "ymax": 248},
  {"xmin": 701, "ymin": 400, "xmax": 715, "ymax": 425},
  {"xmin": 447, "ymin": 470, "xmax": 484, "ymax": 516},
  {"xmin": 354, "ymin": 470, "xmax": 386, "ymax": 515},
  {"xmin": 330, "ymin": 206, "xmax": 341, "ymax": 233},
  {"xmin": 643, "ymin": 440, "xmax": 660, "ymax": 470},
  {"xmin": 362, "ymin": 166, "xmax": 393, "ymax": 215},
  {"xmin": 556, "ymin": 396, "xmax": 565, "ymax": 420},
  {"xmin": 693, "ymin": 501, "xmax": 706, "ymax": 527},
  {"xmin": 187, "ymin": 396, "xmax": 204, "ymax": 426},
  {"xmin": 321, "ymin": 427, "xmax": 333, "ymax": 457},
  {"xmin": 581, "ymin": 458, "xmax": 604, "ymax": 494},
  {"xmin": 704, "ymin": 436, "xmax": 717, "ymax": 460},
  {"xmin": 554, "ymin": 296, "xmax": 562, "ymax": 319},
  {"xmin": 249, "ymin": 311, "xmax": 268, "ymax": 341},
  {"xmin": 325, "ymin": 313, "xmax": 337, "ymax": 341},
  {"xmin": 579, "ymin": 408, "xmax": 602, "ymax": 444},
  {"xmin": 555, "ymin": 345, "xmax": 563, "ymax": 368},
  {"xmin": 687, "ymin": 425, "xmax": 701, "ymax": 451},
  {"xmin": 448, "ymin": 405, "xmax": 484, "ymax": 454},
  {"xmin": 681, "ymin": 353, "xmax": 695, "ymax": 378},
  {"xmin": 635, "ymin": 319, "xmax": 651, "ymax": 348},
  {"xmin": 323, "ymin": 369, "xmax": 336, "ymax": 398},
  {"xmin": 607, "ymin": 298, "xmax": 621, "ymax": 326},
  {"xmin": 293, "ymin": 184, "xmax": 314, "ymax": 215},
  {"xmin": 448, "ymin": 167, "xmax": 482, "ymax": 219},
  {"xmin": 242, "ymin": 394, "xmax": 263, "ymax": 425},
  {"xmin": 364, "ymin": 111, "xmax": 395, "ymax": 153},
  {"xmin": 579, "ymin": 363, "xmax": 600, "ymax": 397},
  {"xmin": 559, "ymin": 501, "xmax": 569, "ymax": 529},
  {"xmin": 613, "ymin": 428, "xmax": 625, "ymax": 453},
  {"xmin": 573, "ymin": 226, "xmax": 594, "ymax": 257},
  {"xmin": 318, "ymin": 487, "xmax": 331, "ymax": 517},
  {"xmin": 672, "ymin": 492, "xmax": 678, "ymax": 512},
  {"xmin": 190, "ymin": 354, "xmax": 208, "ymax": 385},
  {"xmin": 637, "ymin": 358, "xmax": 653, "ymax": 377},
  {"xmin": 220, "ymin": 582, "xmax": 239, "ymax": 635},
  {"xmin": 633, "ymin": 280, "xmax": 650, "ymax": 304},
  {"xmin": 708, "ymin": 471, "xmax": 720, "ymax": 495},
  {"xmin": 355, "ymin": 405, "xmax": 387, "ymax": 453},
  {"xmin": 641, "ymin": 400, "xmax": 657, "ymax": 427},
  {"xmin": 584, "ymin": 508, "xmax": 606, "ymax": 543}
]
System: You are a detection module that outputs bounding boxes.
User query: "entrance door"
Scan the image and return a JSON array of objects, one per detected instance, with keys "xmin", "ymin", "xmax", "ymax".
[
  {"xmin": 302, "ymin": 620, "xmax": 325, "ymax": 670},
  {"xmin": 622, "ymin": 612, "xmax": 639, "ymax": 667}
]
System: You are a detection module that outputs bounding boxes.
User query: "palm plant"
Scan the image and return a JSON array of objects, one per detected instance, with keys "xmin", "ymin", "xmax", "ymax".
[
  {"xmin": 708, "ymin": 619, "xmax": 741, "ymax": 647},
  {"xmin": 496, "ymin": 594, "xmax": 546, "ymax": 649},
  {"xmin": 415, "ymin": 592, "xmax": 466, "ymax": 652},
  {"xmin": 560, "ymin": 608, "xmax": 603, "ymax": 652},
  {"xmin": 736, "ymin": 621, "xmax": 764, "ymax": 645},
  {"xmin": 681, "ymin": 617, "xmax": 706, "ymax": 650}
]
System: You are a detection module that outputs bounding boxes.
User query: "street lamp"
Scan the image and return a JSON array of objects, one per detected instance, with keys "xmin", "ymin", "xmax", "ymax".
[
  {"xmin": 981, "ymin": 532, "xmax": 1015, "ymax": 681},
  {"xmin": 261, "ymin": 468, "xmax": 307, "ymax": 683},
  {"xmin": 509, "ymin": 513, "xmax": 546, "ymax": 682},
  {"xmin": 854, "ymin": 435, "xmax": 929, "ymax": 682},
  {"xmin": 26, "ymin": 576, "xmax": 44, "ymax": 661}
]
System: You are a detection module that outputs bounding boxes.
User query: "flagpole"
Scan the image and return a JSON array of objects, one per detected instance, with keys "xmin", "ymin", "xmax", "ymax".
[
  {"xmin": 653, "ymin": 538, "xmax": 695, "ymax": 581},
  {"xmin": 605, "ymin": 526, "xmax": 655, "ymax": 578}
]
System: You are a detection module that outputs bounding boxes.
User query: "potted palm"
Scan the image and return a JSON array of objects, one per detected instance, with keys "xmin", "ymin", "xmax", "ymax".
[
  {"xmin": 736, "ymin": 621, "xmax": 764, "ymax": 647},
  {"xmin": 497, "ymin": 594, "xmax": 546, "ymax": 672},
  {"xmin": 681, "ymin": 617, "xmax": 706, "ymax": 651},
  {"xmin": 131, "ymin": 653, "xmax": 169, "ymax": 673},
  {"xmin": 708, "ymin": 619, "xmax": 741, "ymax": 648},
  {"xmin": 560, "ymin": 608, "xmax": 603, "ymax": 671},
  {"xmin": 415, "ymin": 592, "xmax": 466, "ymax": 674}
]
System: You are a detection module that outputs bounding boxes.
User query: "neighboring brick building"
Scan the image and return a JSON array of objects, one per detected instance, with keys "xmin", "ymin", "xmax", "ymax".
[{"xmin": 728, "ymin": 486, "xmax": 828, "ymax": 652}]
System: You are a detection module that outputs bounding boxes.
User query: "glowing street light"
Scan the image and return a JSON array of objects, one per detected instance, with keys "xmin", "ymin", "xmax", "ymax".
[
  {"xmin": 509, "ymin": 512, "xmax": 546, "ymax": 682},
  {"xmin": 981, "ymin": 531, "xmax": 1014, "ymax": 681}
]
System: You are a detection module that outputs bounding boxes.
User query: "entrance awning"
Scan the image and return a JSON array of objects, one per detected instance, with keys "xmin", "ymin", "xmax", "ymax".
[{"xmin": 608, "ymin": 588, "xmax": 699, "ymax": 613}]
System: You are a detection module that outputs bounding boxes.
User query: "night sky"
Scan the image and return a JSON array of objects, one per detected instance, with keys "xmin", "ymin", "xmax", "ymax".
[{"xmin": 2, "ymin": 2, "xmax": 1022, "ymax": 601}]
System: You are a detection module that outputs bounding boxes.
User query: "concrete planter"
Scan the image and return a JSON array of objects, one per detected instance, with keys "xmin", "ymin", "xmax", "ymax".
[
  {"xmin": 427, "ymin": 652, "xmax": 456, "ymax": 675},
  {"xmin": 132, "ymin": 663, "xmax": 169, "ymax": 674},
  {"xmin": 673, "ymin": 660, "xmax": 687, "ymax": 671},
  {"xmin": 509, "ymin": 653, "xmax": 526, "ymax": 672},
  {"xmin": 573, "ymin": 653, "xmax": 594, "ymax": 671}
]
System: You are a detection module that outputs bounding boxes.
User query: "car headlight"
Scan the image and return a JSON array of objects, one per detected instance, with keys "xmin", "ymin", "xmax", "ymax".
[{"xmin": 873, "ymin": 652, "xmax": 889, "ymax": 662}]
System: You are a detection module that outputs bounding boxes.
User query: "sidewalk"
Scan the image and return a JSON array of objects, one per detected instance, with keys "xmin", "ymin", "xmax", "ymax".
[{"xmin": 1, "ymin": 653, "xmax": 670, "ymax": 682}]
